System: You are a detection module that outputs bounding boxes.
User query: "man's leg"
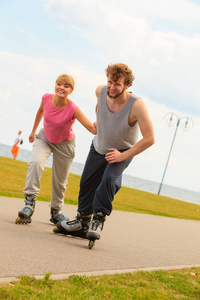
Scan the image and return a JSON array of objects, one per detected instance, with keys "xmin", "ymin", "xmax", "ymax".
[
  {"xmin": 92, "ymin": 157, "xmax": 133, "ymax": 215},
  {"xmin": 87, "ymin": 157, "xmax": 133, "ymax": 240},
  {"xmin": 78, "ymin": 143, "xmax": 108, "ymax": 214},
  {"xmin": 55, "ymin": 143, "xmax": 107, "ymax": 235},
  {"xmin": 11, "ymin": 145, "xmax": 19, "ymax": 159}
]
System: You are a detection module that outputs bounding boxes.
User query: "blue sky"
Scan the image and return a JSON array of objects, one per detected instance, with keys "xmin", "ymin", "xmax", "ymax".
[
  {"xmin": 1, "ymin": 0, "xmax": 199, "ymax": 113},
  {"xmin": 0, "ymin": 0, "xmax": 200, "ymax": 193}
]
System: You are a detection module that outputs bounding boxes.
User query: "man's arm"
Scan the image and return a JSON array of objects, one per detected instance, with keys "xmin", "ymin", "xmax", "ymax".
[{"xmin": 105, "ymin": 98, "xmax": 155, "ymax": 163}]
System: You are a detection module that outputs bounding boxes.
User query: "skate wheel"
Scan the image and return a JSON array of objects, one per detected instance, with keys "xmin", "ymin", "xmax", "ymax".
[
  {"xmin": 15, "ymin": 217, "xmax": 31, "ymax": 224},
  {"xmin": 88, "ymin": 240, "xmax": 95, "ymax": 249},
  {"xmin": 15, "ymin": 217, "xmax": 21, "ymax": 224},
  {"xmin": 53, "ymin": 228, "xmax": 61, "ymax": 234}
]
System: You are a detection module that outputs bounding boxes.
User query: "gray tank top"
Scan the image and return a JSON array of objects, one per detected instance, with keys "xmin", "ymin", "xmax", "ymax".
[{"xmin": 93, "ymin": 86, "xmax": 139, "ymax": 155}]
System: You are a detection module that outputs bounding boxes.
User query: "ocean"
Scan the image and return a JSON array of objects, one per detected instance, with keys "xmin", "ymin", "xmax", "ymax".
[{"xmin": 1, "ymin": 143, "xmax": 200, "ymax": 205}]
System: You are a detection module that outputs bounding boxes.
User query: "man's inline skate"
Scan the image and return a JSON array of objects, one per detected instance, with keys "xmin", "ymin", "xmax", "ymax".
[
  {"xmin": 53, "ymin": 211, "xmax": 106, "ymax": 249},
  {"xmin": 53, "ymin": 212, "xmax": 93, "ymax": 247},
  {"xmin": 15, "ymin": 197, "xmax": 36, "ymax": 224},
  {"xmin": 87, "ymin": 212, "xmax": 106, "ymax": 249}
]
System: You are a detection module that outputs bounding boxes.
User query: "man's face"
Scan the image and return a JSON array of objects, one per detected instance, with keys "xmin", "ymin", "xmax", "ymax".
[{"xmin": 107, "ymin": 76, "xmax": 128, "ymax": 99}]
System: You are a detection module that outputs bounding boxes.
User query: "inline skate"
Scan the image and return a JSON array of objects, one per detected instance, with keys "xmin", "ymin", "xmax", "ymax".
[
  {"xmin": 87, "ymin": 212, "xmax": 106, "ymax": 249},
  {"xmin": 15, "ymin": 197, "xmax": 36, "ymax": 224},
  {"xmin": 50, "ymin": 208, "xmax": 69, "ymax": 224},
  {"xmin": 53, "ymin": 212, "xmax": 92, "ymax": 244}
]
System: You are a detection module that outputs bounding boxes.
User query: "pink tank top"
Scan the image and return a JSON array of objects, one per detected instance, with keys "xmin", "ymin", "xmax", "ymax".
[{"xmin": 42, "ymin": 93, "xmax": 78, "ymax": 143}]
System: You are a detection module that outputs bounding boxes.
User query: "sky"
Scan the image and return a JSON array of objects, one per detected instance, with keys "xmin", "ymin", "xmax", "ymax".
[{"xmin": 0, "ymin": 0, "xmax": 200, "ymax": 193}]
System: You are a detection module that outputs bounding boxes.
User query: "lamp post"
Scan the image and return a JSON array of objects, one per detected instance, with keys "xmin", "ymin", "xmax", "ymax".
[{"xmin": 158, "ymin": 112, "xmax": 193, "ymax": 195}]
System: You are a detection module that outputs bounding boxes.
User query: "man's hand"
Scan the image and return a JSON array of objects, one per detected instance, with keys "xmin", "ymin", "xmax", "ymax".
[{"xmin": 105, "ymin": 148, "xmax": 124, "ymax": 163}]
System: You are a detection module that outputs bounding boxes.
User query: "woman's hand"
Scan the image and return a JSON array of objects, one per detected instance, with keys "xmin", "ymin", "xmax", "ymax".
[{"xmin": 29, "ymin": 133, "xmax": 35, "ymax": 143}]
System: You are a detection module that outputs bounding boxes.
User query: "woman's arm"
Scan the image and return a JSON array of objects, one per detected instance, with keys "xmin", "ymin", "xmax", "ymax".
[
  {"xmin": 73, "ymin": 107, "xmax": 97, "ymax": 135},
  {"xmin": 29, "ymin": 103, "xmax": 44, "ymax": 143}
]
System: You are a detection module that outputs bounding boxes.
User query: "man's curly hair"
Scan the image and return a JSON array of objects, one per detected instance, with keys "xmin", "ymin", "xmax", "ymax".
[{"xmin": 105, "ymin": 63, "xmax": 135, "ymax": 87}]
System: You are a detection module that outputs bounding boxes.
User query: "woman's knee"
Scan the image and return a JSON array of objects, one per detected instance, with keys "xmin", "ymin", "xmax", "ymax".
[{"xmin": 28, "ymin": 160, "xmax": 44, "ymax": 172}]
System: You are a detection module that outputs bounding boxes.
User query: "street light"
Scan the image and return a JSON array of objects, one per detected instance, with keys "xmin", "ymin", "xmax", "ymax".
[{"xmin": 158, "ymin": 112, "xmax": 194, "ymax": 195}]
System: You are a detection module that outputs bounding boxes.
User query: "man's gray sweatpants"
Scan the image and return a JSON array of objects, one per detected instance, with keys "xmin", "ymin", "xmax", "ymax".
[{"xmin": 23, "ymin": 129, "xmax": 75, "ymax": 211}]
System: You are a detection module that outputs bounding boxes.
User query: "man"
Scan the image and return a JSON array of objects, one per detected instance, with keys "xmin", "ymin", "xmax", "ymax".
[
  {"xmin": 11, "ymin": 130, "xmax": 23, "ymax": 159},
  {"xmin": 55, "ymin": 63, "xmax": 155, "ymax": 242}
]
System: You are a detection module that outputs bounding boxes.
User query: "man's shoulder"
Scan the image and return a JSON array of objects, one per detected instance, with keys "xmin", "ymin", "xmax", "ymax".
[
  {"xmin": 96, "ymin": 85, "xmax": 105, "ymax": 93},
  {"xmin": 95, "ymin": 85, "xmax": 105, "ymax": 97}
]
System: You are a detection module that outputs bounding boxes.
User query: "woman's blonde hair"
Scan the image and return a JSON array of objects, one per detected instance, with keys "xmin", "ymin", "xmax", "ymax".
[{"xmin": 56, "ymin": 74, "xmax": 75, "ymax": 91}]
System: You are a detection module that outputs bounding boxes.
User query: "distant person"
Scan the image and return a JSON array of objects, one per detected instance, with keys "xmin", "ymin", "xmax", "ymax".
[
  {"xmin": 15, "ymin": 74, "xmax": 97, "ymax": 225},
  {"xmin": 55, "ymin": 63, "xmax": 155, "ymax": 248},
  {"xmin": 11, "ymin": 131, "xmax": 23, "ymax": 159}
]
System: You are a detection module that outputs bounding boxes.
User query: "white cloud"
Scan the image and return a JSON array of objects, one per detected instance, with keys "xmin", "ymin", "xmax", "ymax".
[
  {"xmin": 44, "ymin": 0, "xmax": 200, "ymax": 24},
  {"xmin": 119, "ymin": 0, "xmax": 200, "ymax": 24},
  {"xmin": 43, "ymin": 0, "xmax": 200, "ymax": 114}
]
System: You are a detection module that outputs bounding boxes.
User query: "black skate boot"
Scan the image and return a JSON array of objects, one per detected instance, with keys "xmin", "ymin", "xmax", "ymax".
[
  {"xmin": 53, "ymin": 212, "xmax": 92, "ymax": 239},
  {"xmin": 87, "ymin": 212, "xmax": 106, "ymax": 241},
  {"xmin": 50, "ymin": 208, "xmax": 69, "ymax": 224},
  {"xmin": 15, "ymin": 196, "xmax": 36, "ymax": 224}
]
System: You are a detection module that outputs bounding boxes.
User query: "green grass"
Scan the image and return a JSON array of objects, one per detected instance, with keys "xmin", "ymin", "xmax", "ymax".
[
  {"xmin": 0, "ymin": 155, "xmax": 200, "ymax": 221},
  {"xmin": 1, "ymin": 268, "xmax": 200, "ymax": 299},
  {"xmin": 1, "ymin": 155, "xmax": 200, "ymax": 299}
]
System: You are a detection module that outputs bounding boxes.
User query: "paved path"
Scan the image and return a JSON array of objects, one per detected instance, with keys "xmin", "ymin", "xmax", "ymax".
[{"xmin": 1, "ymin": 196, "xmax": 200, "ymax": 283}]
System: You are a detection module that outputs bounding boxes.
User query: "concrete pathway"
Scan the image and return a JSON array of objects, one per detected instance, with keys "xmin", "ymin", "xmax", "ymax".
[{"xmin": 1, "ymin": 196, "xmax": 200, "ymax": 283}]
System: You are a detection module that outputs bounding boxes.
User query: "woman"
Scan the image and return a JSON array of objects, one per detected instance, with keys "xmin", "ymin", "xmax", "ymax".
[{"xmin": 16, "ymin": 74, "xmax": 96, "ymax": 225}]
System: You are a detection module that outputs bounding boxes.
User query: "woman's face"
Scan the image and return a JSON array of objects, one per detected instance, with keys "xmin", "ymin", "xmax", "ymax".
[{"xmin": 55, "ymin": 81, "xmax": 72, "ymax": 98}]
